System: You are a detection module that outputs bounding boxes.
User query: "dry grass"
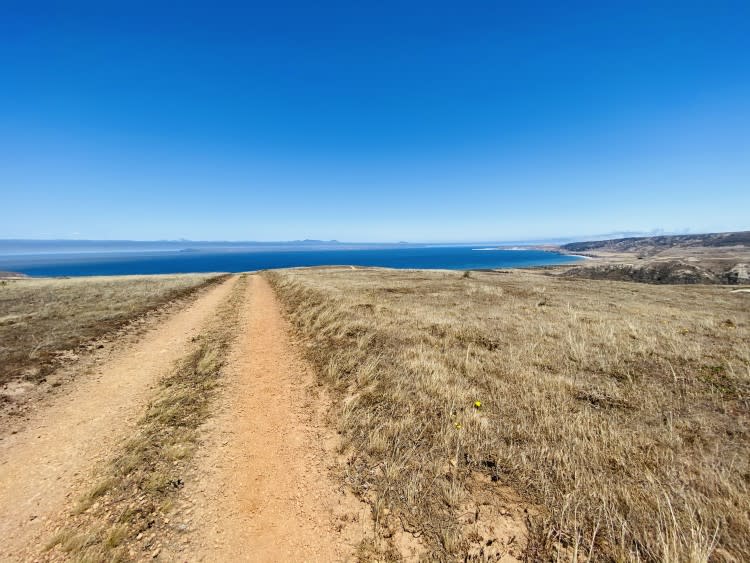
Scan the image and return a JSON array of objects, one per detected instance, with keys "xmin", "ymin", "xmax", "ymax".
[
  {"xmin": 44, "ymin": 275, "xmax": 247, "ymax": 562},
  {"xmin": 0, "ymin": 274, "xmax": 225, "ymax": 389},
  {"xmin": 267, "ymin": 267, "xmax": 750, "ymax": 562}
]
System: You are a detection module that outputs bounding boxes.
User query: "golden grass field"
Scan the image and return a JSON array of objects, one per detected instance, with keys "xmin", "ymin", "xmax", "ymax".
[
  {"xmin": 267, "ymin": 267, "xmax": 750, "ymax": 562},
  {"xmin": 0, "ymin": 274, "xmax": 223, "ymax": 391}
]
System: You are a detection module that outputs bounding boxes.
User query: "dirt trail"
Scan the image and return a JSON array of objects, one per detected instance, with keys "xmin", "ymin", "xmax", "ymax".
[
  {"xmin": 177, "ymin": 274, "xmax": 370, "ymax": 562},
  {"xmin": 0, "ymin": 276, "xmax": 237, "ymax": 560}
]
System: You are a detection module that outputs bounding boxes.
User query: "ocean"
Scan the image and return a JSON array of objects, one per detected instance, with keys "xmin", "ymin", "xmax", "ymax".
[{"xmin": 0, "ymin": 243, "xmax": 582, "ymax": 277}]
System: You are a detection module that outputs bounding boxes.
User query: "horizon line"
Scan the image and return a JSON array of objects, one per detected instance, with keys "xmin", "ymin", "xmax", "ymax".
[{"xmin": 3, "ymin": 228, "xmax": 745, "ymax": 246}]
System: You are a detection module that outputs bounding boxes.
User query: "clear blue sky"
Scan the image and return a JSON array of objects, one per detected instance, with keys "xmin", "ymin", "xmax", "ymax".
[{"xmin": 1, "ymin": 1, "xmax": 748, "ymax": 242}]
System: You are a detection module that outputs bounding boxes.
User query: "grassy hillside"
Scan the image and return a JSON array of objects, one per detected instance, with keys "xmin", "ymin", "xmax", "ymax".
[
  {"xmin": 0, "ymin": 274, "xmax": 225, "ymax": 393},
  {"xmin": 558, "ymin": 231, "xmax": 750, "ymax": 285},
  {"xmin": 268, "ymin": 267, "xmax": 749, "ymax": 561},
  {"xmin": 562, "ymin": 231, "xmax": 750, "ymax": 255}
]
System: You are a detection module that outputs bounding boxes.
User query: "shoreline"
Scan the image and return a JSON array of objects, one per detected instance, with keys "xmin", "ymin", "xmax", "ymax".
[{"xmin": 563, "ymin": 253, "xmax": 595, "ymax": 260}]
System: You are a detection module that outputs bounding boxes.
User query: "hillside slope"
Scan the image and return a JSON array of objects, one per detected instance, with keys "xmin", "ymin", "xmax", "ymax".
[
  {"xmin": 562, "ymin": 231, "xmax": 750, "ymax": 256},
  {"xmin": 559, "ymin": 231, "xmax": 750, "ymax": 284}
]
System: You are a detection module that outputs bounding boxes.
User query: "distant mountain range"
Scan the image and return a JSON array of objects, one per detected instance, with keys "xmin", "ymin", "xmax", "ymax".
[
  {"xmin": 0, "ymin": 239, "xmax": 359, "ymax": 256},
  {"xmin": 2, "ymin": 231, "xmax": 749, "ymax": 257}
]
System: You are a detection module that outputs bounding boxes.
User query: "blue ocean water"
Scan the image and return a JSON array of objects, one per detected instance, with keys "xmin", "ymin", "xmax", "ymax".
[{"xmin": 0, "ymin": 245, "xmax": 581, "ymax": 277}]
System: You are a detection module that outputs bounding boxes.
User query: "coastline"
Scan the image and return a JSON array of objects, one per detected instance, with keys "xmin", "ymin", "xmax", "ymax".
[{"xmin": 563, "ymin": 253, "xmax": 595, "ymax": 260}]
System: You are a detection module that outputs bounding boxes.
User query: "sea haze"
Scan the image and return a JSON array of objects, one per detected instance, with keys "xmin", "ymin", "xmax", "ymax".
[{"xmin": 0, "ymin": 241, "xmax": 582, "ymax": 277}]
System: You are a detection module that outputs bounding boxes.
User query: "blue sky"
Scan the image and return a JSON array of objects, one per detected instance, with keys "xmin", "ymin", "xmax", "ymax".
[{"xmin": 1, "ymin": 1, "xmax": 748, "ymax": 242}]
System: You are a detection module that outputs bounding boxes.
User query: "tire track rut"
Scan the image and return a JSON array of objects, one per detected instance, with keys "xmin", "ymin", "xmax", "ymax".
[
  {"xmin": 0, "ymin": 276, "xmax": 237, "ymax": 560},
  {"xmin": 177, "ymin": 274, "xmax": 370, "ymax": 562}
]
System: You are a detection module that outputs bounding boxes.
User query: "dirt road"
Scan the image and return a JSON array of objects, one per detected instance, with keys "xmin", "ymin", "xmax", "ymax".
[
  {"xmin": 174, "ymin": 275, "xmax": 370, "ymax": 561},
  {"xmin": 0, "ymin": 276, "xmax": 237, "ymax": 560},
  {"xmin": 0, "ymin": 274, "xmax": 369, "ymax": 561}
]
